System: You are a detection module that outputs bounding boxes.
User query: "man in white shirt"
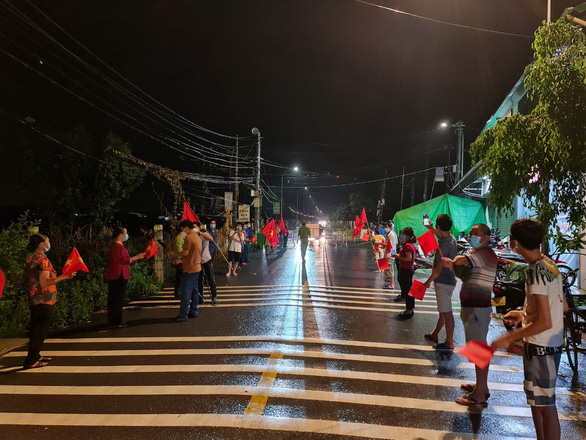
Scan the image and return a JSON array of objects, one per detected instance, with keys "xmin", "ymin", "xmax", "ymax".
[{"xmin": 492, "ymin": 218, "xmax": 567, "ymax": 440}]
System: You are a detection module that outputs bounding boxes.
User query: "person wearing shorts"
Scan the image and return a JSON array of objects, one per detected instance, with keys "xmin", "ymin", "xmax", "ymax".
[
  {"xmin": 422, "ymin": 214, "xmax": 457, "ymax": 351},
  {"xmin": 227, "ymin": 224, "xmax": 244, "ymax": 276},
  {"xmin": 492, "ymin": 219, "xmax": 566, "ymax": 440},
  {"xmin": 442, "ymin": 223, "xmax": 497, "ymax": 406}
]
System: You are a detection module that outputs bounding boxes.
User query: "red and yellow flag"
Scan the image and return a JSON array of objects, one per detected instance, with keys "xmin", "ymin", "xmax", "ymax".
[
  {"xmin": 262, "ymin": 219, "xmax": 279, "ymax": 248},
  {"xmin": 182, "ymin": 201, "xmax": 200, "ymax": 224},
  {"xmin": 62, "ymin": 247, "xmax": 89, "ymax": 276},
  {"xmin": 277, "ymin": 215, "xmax": 287, "ymax": 236},
  {"xmin": 144, "ymin": 238, "xmax": 159, "ymax": 259},
  {"xmin": 359, "ymin": 208, "xmax": 368, "ymax": 229},
  {"xmin": 352, "ymin": 215, "xmax": 361, "ymax": 238}
]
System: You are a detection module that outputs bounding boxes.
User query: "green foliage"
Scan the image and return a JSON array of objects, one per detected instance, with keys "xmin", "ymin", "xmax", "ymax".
[
  {"xmin": 126, "ymin": 261, "xmax": 161, "ymax": 301},
  {"xmin": 471, "ymin": 20, "xmax": 586, "ymax": 252},
  {"xmin": 330, "ymin": 192, "xmax": 376, "ymax": 221}
]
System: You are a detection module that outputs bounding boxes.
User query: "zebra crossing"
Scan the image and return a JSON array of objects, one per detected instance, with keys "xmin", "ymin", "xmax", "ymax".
[{"xmin": 0, "ymin": 284, "xmax": 585, "ymax": 439}]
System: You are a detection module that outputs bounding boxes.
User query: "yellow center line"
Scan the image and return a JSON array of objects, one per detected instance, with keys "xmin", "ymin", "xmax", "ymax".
[{"xmin": 244, "ymin": 353, "xmax": 283, "ymax": 415}]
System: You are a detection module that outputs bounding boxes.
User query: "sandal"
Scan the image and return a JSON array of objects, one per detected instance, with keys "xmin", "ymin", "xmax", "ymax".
[
  {"xmin": 424, "ymin": 334, "xmax": 438, "ymax": 344},
  {"xmin": 382, "ymin": 286, "xmax": 394, "ymax": 290},
  {"xmin": 460, "ymin": 384, "xmax": 490, "ymax": 398},
  {"xmin": 456, "ymin": 394, "xmax": 488, "ymax": 407},
  {"xmin": 23, "ymin": 360, "xmax": 48, "ymax": 370},
  {"xmin": 39, "ymin": 357, "xmax": 53, "ymax": 362}
]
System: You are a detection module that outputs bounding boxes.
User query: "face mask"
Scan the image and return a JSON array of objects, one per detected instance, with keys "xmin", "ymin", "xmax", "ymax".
[
  {"xmin": 385, "ymin": 228, "xmax": 390, "ymax": 233},
  {"xmin": 470, "ymin": 235, "xmax": 482, "ymax": 249},
  {"xmin": 193, "ymin": 227, "xmax": 199, "ymax": 233},
  {"xmin": 180, "ymin": 231, "xmax": 187, "ymax": 239},
  {"xmin": 44, "ymin": 243, "xmax": 51, "ymax": 253},
  {"xmin": 399, "ymin": 235, "xmax": 405, "ymax": 242},
  {"xmin": 237, "ymin": 227, "xmax": 242, "ymax": 231},
  {"xmin": 123, "ymin": 234, "xmax": 129, "ymax": 242},
  {"xmin": 210, "ymin": 224, "xmax": 216, "ymax": 230}
]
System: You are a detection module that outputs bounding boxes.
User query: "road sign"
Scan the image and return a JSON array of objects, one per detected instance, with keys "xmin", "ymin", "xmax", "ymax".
[
  {"xmin": 238, "ymin": 205, "xmax": 250, "ymax": 222},
  {"xmin": 273, "ymin": 202, "xmax": 280, "ymax": 214},
  {"xmin": 435, "ymin": 167, "xmax": 444, "ymax": 182},
  {"xmin": 253, "ymin": 197, "xmax": 262, "ymax": 208}
]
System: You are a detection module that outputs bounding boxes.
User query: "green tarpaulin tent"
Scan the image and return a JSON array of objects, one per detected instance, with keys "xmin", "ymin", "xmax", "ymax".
[{"xmin": 392, "ymin": 194, "xmax": 487, "ymax": 238}]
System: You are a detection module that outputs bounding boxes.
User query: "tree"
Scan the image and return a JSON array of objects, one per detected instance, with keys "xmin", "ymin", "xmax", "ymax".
[
  {"xmin": 330, "ymin": 192, "xmax": 377, "ymax": 222},
  {"xmin": 471, "ymin": 19, "xmax": 586, "ymax": 253}
]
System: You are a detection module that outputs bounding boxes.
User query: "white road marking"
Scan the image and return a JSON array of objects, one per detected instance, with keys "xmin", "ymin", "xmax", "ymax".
[{"xmin": 0, "ymin": 412, "xmax": 535, "ymax": 439}]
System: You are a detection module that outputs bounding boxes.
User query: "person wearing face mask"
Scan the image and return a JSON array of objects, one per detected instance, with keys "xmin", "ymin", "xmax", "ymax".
[
  {"xmin": 442, "ymin": 223, "xmax": 498, "ymax": 406},
  {"xmin": 382, "ymin": 222, "xmax": 397, "ymax": 289},
  {"xmin": 227, "ymin": 223, "xmax": 244, "ymax": 276},
  {"xmin": 106, "ymin": 226, "xmax": 145, "ymax": 328},
  {"xmin": 208, "ymin": 220, "xmax": 218, "ymax": 258},
  {"xmin": 23, "ymin": 233, "xmax": 77, "ymax": 369},
  {"xmin": 391, "ymin": 227, "xmax": 417, "ymax": 318}
]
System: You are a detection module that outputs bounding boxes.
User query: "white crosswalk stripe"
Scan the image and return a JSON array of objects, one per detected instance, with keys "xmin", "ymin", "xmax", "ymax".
[{"xmin": 1, "ymin": 283, "xmax": 584, "ymax": 440}]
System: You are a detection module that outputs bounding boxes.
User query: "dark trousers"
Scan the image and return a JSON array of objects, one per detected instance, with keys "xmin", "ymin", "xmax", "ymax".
[
  {"xmin": 173, "ymin": 264, "xmax": 183, "ymax": 299},
  {"xmin": 283, "ymin": 234, "xmax": 288, "ymax": 248},
  {"xmin": 25, "ymin": 304, "xmax": 54, "ymax": 366},
  {"xmin": 398, "ymin": 268, "xmax": 415, "ymax": 310},
  {"xmin": 198, "ymin": 260, "xmax": 217, "ymax": 300},
  {"xmin": 107, "ymin": 276, "xmax": 128, "ymax": 325}
]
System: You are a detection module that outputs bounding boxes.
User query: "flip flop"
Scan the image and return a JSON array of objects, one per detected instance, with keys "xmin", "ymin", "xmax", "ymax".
[
  {"xmin": 39, "ymin": 357, "xmax": 53, "ymax": 362},
  {"xmin": 460, "ymin": 384, "xmax": 490, "ymax": 398},
  {"xmin": 23, "ymin": 361, "xmax": 48, "ymax": 370},
  {"xmin": 382, "ymin": 286, "xmax": 394, "ymax": 290},
  {"xmin": 455, "ymin": 395, "xmax": 488, "ymax": 407},
  {"xmin": 433, "ymin": 342, "xmax": 454, "ymax": 351}
]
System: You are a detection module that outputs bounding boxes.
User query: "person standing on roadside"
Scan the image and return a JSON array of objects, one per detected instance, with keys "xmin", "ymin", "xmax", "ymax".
[
  {"xmin": 227, "ymin": 223, "xmax": 244, "ymax": 276},
  {"xmin": 492, "ymin": 219, "xmax": 566, "ymax": 440},
  {"xmin": 23, "ymin": 233, "xmax": 77, "ymax": 369},
  {"xmin": 383, "ymin": 222, "xmax": 397, "ymax": 289},
  {"xmin": 392, "ymin": 227, "xmax": 417, "ymax": 319},
  {"xmin": 168, "ymin": 220, "xmax": 202, "ymax": 321},
  {"xmin": 422, "ymin": 214, "xmax": 458, "ymax": 351},
  {"xmin": 240, "ymin": 222, "xmax": 252, "ymax": 266},
  {"xmin": 442, "ymin": 223, "xmax": 498, "ymax": 406},
  {"xmin": 297, "ymin": 219, "xmax": 311, "ymax": 262},
  {"xmin": 106, "ymin": 227, "xmax": 145, "ymax": 328},
  {"xmin": 208, "ymin": 220, "xmax": 218, "ymax": 259},
  {"xmin": 197, "ymin": 224, "xmax": 218, "ymax": 305}
]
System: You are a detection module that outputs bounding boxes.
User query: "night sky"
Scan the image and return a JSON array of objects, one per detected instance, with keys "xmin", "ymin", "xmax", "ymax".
[{"xmin": 0, "ymin": 0, "xmax": 579, "ymax": 219}]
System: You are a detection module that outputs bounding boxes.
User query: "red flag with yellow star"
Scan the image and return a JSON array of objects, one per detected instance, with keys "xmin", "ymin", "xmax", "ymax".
[
  {"xmin": 144, "ymin": 238, "xmax": 159, "ymax": 259},
  {"xmin": 262, "ymin": 219, "xmax": 279, "ymax": 248},
  {"xmin": 352, "ymin": 215, "xmax": 361, "ymax": 238},
  {"xmin": 62, "ymin": 247, "xmax": 89, "ymax": 276}
]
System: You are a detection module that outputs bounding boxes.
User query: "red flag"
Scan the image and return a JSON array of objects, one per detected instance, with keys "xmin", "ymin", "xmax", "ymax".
[
  {"xmin": 362, "ymin": 232, "xmax": 370, "ymax": 241},
  {"xmin": 62, "ymin": 247, "xmax": 89, "ymax": 276},
  {"xmin": 458, "ymin": 340, "xmax": 495, "ymax": 369},
  {"xmin": 385, "ymin": 235, "xmax": 394, "ymax": 255},
  {"xmin": 262, "ymin": 219, "xmax": 279, "ymax": 248},
  {"xmin": 408, "ymin": 280, "xmax": 427, "ymax": 300},
  {"xmin": 0, "ymin": 268, "xmax": 5, "ymax": 301},
  {"xmin": 359, "ymin": 208, "xmax": 368, "ymax": 229},
  {"xmin": 182, "ymin": 201, "xmax": 200, "ymax": 224},
  {"xmin": 352, "ymin": 215, "xmax": 361, "ymax": 238},
  {"xmin": 144, "ymin": 238, "xmax": 159, "ymax": 259},
  {"xmin": 417, "ymin": 229, "xmax": 439, "ymax": 256},
  {"xmin": 377, "ymin": 258, "xmax": 390, "ymax": 271},
  {"xmin": 251, "ymin": 235, "xmax": 258, "ymax": 244},
  {"xmin": 277, "ymin": 215, "xmax": 287, "ymax": 236}
]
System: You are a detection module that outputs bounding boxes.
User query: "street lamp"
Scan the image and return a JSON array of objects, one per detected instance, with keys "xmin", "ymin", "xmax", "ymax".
[
  {"xmin": 280, "ymin": 166, "xmax": 299, "ymax": 217},
  {"xmin": 440, "ymin": 120, "xmax": 465, "ymax": 186},
  {"xmin": 296, "ymin": 186, "xmax": 308, "ymax": 226}
]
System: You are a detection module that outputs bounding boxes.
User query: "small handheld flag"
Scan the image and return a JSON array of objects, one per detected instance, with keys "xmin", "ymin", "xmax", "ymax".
[
  {"xmin": 458, "ymin": 340, "xmax": 495, "ymax": 369},
  {"xmin": 377, "ymin": 258, "xmax": 390, "ymax": 271},
  {"xmin": 62, "ymin": 247, "xmax": 89, "ymax": 276},
  {"xmin": 417, "ymin": 229, "xmax": 439, "ymax": 256},
  {"xmin": 144, "ymin": 238, "xmax": 159, "ymax": 259},
  {"xmin": 408, "ymin": 280, "xmax": 427, "ymax": 301}
]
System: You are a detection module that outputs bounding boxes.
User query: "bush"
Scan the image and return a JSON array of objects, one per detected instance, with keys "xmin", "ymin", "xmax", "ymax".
[{"xmin": 126, "ymin": 261, "xmax": 161, "ymax": 301}]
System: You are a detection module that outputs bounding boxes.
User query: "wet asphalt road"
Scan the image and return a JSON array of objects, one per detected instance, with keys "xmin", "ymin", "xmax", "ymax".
[{"xmin": 1, "ymin": 239, "xmax": 585, "ymax": 439}]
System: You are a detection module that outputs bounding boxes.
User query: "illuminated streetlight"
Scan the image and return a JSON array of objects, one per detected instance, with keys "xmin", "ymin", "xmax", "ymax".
[{"xmin": 281, "ymin": 166, "xmax": 299, "ymax": 217}]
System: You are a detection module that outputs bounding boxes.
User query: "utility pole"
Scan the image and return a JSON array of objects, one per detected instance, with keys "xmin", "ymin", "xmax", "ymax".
[
  {"xmin": 423, "ymin": 152, "xmax": 429, "ymax": 201},
  {"xmin": 455, "ymin": 121, "xmax": 465, "ymax": 184},
  {"xmin": 400, "ymin": 167, "xmax": 405, "ymax": 210},
  {"xmin": 410, "ymin": 177, "xmax": 415, "ymax": 207},
  {"xmin": 377, "ymin": 170, "xmax": 387, "ymax": 222},
  {"xmin": 234, "ymin": 135, "xmax": 239, "ymax": 224},
  {"xmin": 252, "ymin": 128, "xmax": 261, "ymax": 234}
]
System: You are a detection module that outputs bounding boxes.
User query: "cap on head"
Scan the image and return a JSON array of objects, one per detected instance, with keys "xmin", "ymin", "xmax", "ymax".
[{"xmin": 301, "ymin": 219, "xmax": 307, "ymax": 225}]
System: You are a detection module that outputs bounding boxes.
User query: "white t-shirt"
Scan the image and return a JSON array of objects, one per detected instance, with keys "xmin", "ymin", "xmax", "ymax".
[
  {"xmin": 523, "ymin": 257, "xmax": 565, "ymax": 347},
  {"xmin": 229, "ymin": 231, "xmax": 244, "ymax": 253}
]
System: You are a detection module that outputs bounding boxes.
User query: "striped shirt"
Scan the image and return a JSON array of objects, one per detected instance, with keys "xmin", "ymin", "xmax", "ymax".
[{"xmin": 459, "ymin": 247, "xmax": 498, "ymax": 307}]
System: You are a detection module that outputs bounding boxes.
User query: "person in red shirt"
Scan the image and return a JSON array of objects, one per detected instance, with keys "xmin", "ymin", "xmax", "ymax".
[
  {"xmin": 106, "ymin": 227, "xmax": 145, "ymax": 328},
  {"xmin": 24, "ymin": 233, "xmax": 76, "ymax": 369},
  {"xmin": 391, "ymin": 227, "xmax": 417, "ymax": 319}
]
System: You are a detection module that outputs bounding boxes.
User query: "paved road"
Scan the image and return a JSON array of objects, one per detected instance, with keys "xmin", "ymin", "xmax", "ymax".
[{"xmin": 1, "ymin": 240, "xmax": 585, "ymax": 439}]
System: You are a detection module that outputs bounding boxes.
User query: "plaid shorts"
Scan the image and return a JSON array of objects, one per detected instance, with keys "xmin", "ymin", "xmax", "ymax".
[{"xmin": 523, "ymin": 342, "xmax": 562, "ymax": 407}]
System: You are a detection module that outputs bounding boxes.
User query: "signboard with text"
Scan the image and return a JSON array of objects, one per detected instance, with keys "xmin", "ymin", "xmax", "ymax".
[
  {"xmin": 273, "ymin": 202, "xmax": 280, "ymax": 214},
  {"xmin": 224, "ymin": 192, "xmax": 233, "ymax": 211},
  {"xmin": 238, "ymin": 205, "xmax": 250, "ymax": 222}
]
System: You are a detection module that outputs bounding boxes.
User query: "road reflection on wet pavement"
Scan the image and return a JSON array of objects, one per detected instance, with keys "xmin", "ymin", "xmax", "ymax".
[{"xmin": 1, "ymin": 240, "xmax": 585, "ymax": 439}]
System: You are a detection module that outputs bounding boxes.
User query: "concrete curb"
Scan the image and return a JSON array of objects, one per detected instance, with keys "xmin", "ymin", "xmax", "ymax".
[{"xmin": 0, "ymin": 338, "xmax": 27, "ymax": 358}]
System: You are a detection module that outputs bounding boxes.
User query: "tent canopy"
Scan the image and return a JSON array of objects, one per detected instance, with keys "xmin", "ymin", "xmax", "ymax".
[{"xmin": 392, "ymin": 194, "xmax": 487, "ymax": 239}]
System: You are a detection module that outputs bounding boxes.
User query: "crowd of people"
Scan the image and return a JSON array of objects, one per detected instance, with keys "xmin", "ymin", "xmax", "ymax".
[
  {"xmin": 362, "ymin": 215, "xmax": 566, "ymax": 438},
  {"xmin": 22, "ymin": 213, "xmax": 566, "ymax": 438}
]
